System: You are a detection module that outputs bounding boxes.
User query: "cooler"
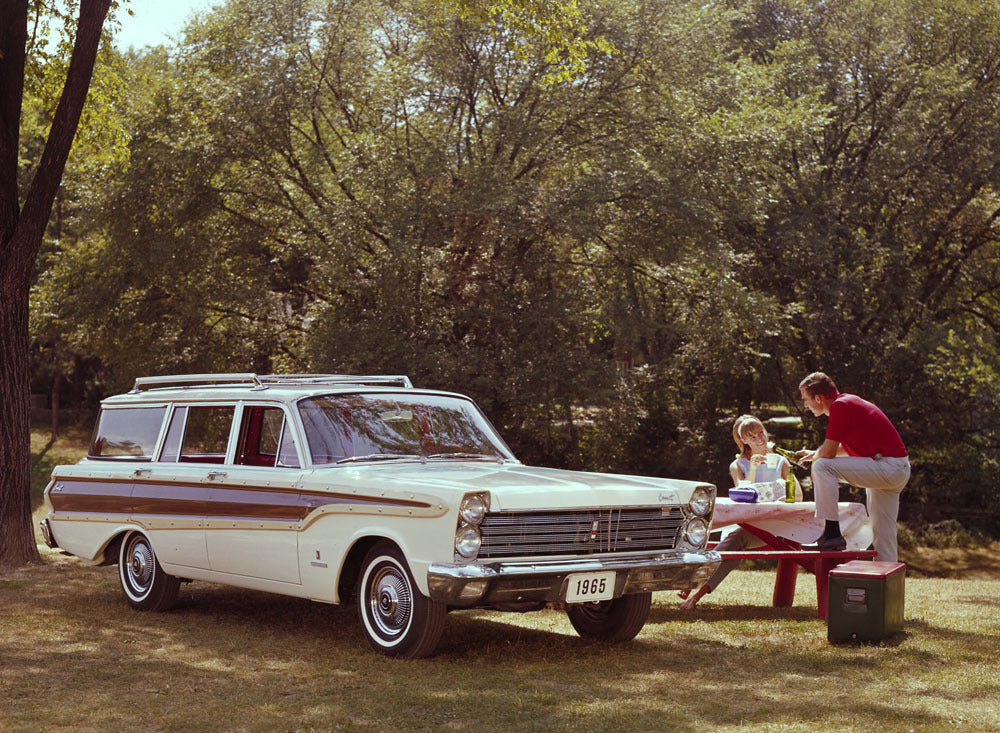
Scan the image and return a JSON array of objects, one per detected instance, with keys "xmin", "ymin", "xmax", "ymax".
[{"xmin": 827, "ymin": 560, "xmax": 905, "ymax": 643}]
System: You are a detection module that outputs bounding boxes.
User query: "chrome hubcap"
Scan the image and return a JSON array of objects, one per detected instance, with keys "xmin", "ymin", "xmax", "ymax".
[
  {"xmin": 379, "ymin": 585, "xmax": 399, "ymax": 615},
  {"xmin": 369, "ymin": 565, "xmax": 412, "ymax": 637},
  {"xmin": 127, "ymin": 540, "xmax": 154, "ymax": 591}
]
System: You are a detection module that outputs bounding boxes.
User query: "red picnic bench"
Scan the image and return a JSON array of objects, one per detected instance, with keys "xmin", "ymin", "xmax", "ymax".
[{"xmin": 713, "ymin": 523, "xmax": 877, "ymax": 618}]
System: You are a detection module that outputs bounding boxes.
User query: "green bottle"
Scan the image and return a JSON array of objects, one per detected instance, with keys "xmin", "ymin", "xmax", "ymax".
[
  {"xmin": 773, "ymin": 446, "xmax": 798, "ymax": 502},
  {"xmin": 784, "ymin": 464, "xmax": 796, "ymax": 502},
  {"xmin": 773, "ymin": 445, "xmax": 800, "ymax": 465}
]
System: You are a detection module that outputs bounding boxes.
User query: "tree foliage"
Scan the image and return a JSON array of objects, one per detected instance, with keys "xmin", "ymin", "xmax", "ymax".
[{"xmin": 28, "ymin": 0, "xmax": 1000, "ymax": 538}]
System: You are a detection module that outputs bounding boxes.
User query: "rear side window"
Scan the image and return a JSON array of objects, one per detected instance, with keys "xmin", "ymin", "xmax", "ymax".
[
  {"xmin": 89, "ymin": 407, "xmax": 167, "ymax": 460},
  {"xmin": 157, "ymin": 406, "xmax": 235, "ymax": 463},
  {"xmin": 179, "ymin": 406, "xmax": 234, "ymax": 463}
]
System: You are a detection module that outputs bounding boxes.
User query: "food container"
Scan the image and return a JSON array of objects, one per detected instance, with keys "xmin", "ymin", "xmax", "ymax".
[{"xmin": 728, "ymin": 486, "xmax": 758, "ymax": 503}]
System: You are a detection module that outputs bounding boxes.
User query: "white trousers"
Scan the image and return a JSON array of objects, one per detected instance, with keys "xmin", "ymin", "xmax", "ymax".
[{"xmin": 811, "ymin": 456, "xmax": 911, "ymax": 562}]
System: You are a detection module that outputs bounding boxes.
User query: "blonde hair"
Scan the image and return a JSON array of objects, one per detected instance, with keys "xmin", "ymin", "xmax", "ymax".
[{"xmin": 732, "ymin": 414, "xmax": 768, "ymax": 460}]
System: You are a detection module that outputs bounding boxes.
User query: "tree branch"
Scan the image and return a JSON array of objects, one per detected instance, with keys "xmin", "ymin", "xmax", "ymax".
[{"xmin": 4, "ymin": 0, "xmax": 112, "ymax": 292}]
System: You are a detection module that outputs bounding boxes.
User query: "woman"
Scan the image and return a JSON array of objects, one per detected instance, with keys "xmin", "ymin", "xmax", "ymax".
[{"xmin": 678, "ymin": 414, "xmax": 797, "ymax": 610}]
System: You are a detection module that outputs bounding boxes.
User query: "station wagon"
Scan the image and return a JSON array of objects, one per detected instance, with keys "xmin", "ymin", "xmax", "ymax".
[{"xmin": 40, "ymin": 373, "xmax": 720, "ymax": 657}]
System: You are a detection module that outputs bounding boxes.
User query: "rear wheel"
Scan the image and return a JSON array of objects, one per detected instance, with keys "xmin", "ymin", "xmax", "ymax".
[
  {"xmin": 357, "ymin": 541, "xmax": 446, "ymax": 658},
  {"xmin": 118, "ymin": 531, "xmax": 180, "ymax": 611},
  {"xmin": 566, "ymin": 591, "xmax": 652, "ymax": 642}
]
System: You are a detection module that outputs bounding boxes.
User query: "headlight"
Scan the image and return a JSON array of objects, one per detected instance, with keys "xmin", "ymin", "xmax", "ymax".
[
  {"xmin": 459, "ymin": 493, "xmax": 488, "ymax": 525},
  {"xmin": 684, "ymin": 517, "xmax": 709, "ymax": 546},
  {"xmin": 689, "ymin": 485, "xmax": 714, "ymax": 516},
  {"xmin": 455, "ymin": 525, "xmax": 482, "ymax": 559}
]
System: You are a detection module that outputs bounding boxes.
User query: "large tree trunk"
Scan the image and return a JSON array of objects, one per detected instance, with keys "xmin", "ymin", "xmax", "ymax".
[
  {"xmin": 0, "ymin": 0, "xmax": 112, "ymax": 569},
  {"xmin": 0, "ymin": 284, "xmax": 35, "ymax": 568}
]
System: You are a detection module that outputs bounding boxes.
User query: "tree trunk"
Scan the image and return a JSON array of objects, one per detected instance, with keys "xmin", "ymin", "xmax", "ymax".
[
  {"xmin": 0, "ymin": 0, "xmax": 32, "ymax": 571},
  {"xmin": 0, "ymin": 283, "xmax": 36, "ymax": 568},
  {"xmin": 0, "ymin": 0, "xmax": 112, "ymax": 569}
]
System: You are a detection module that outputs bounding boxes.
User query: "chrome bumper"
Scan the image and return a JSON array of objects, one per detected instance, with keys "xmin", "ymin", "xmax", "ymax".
[
  {"xmin": 39, "ymin": 518, "xmax": 58, "ymax": 549},
  {"xmin": 427, "ymin": 550, "xmax": 721, "ymax": 606}
]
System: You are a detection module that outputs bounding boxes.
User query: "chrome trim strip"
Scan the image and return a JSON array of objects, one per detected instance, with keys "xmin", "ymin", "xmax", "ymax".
[{"xmin": 486, "ymin": 499, "xmax": 711, "ymax": 512}]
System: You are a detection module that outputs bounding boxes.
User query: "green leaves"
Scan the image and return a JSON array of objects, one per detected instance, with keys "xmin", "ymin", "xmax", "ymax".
[{"xmin": 27, "ymin": 0, "xmax": 1000, "ymax": 535}]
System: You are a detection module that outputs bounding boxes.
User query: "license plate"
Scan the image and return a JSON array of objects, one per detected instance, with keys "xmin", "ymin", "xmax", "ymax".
[{"xmin": 565, "ymin": 571, "xmax": 615, "ymax": 603}]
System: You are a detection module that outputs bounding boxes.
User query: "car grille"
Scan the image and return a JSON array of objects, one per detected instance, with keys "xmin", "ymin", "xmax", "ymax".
[{"xmin": 478, "ymin": 507, "xmax": 685, "ymax": 558}]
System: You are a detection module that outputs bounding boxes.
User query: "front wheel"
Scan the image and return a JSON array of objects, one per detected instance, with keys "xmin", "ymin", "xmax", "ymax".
[
  {"xmin": 566, "ymin": 591, "xmax": 652, "ymax": 642},
  {"xmin": 357, "ymin": 541, "xmax": 446, "ymax": 658},
  {"xmin": 118, "ymin": 531, "xmax": 180, "ymax": 611}
]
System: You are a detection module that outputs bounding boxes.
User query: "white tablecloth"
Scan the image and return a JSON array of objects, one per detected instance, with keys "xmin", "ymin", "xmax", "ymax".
[{"xmin": 712, "ymin": 498, "xmax": 873, "ymax": 551}]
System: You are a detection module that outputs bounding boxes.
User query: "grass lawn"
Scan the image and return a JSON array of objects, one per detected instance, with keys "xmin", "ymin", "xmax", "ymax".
[
  {"xmin": 2, "ymin": 550, "xmax": 998, "ymax": 732},
  {"xmin": 3, "ymin": 430, "xmax": 997, "ymax": 732}
]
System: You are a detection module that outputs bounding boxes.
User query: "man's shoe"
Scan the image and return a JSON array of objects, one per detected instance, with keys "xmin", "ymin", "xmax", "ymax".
[{"xmin": 801, "ymin": 535, "xmax": 847, "ymax": 552}]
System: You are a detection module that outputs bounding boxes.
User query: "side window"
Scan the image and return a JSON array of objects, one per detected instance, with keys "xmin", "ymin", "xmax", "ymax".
[
  {"xmin": 89, "ymin": 407, "xmax": 166, "ymax": 460},
  {"xmin": 179, "ymin": 406, "xmax": 234, "ymax": 463},
  {"xmin": 236, "ymin": 406, "xmax": 300, "ymax": 468},
  {"xmin": 259, "ymin": 409, "xmax": 283, "ymax": 456},
  {"xmin": 276, "ymin": 421, "xmax": 300, "ymax": 468},
  {"xmin": 159, "ymin": 406, "xmax": 188, "ymax": 462}
]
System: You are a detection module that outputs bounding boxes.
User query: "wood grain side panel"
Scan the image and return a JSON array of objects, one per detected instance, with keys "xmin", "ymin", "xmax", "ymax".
[
  {"xmin": 132, "ymin": 482, "xmax": 208, "ymax": 517},
  {"xmin": 51, "ymin": 477, "xmax": 432, "ymax": 522},
  {"xmin": 49, "ymin": 479, "xmax": 133, "ymax": 514},
  {"xmin": 207, "ymin": 486, "xmax": 304, "ymax": 521}
]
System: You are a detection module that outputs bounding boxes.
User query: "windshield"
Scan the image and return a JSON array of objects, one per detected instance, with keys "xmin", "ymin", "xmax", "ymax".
[{"xmin": 298, "ymin": 393, "xmax": 515, "ymax": 466}]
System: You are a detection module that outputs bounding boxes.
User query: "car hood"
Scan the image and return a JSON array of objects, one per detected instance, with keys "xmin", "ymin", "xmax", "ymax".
[{"xmin": 303, "ymin": 462, "xmax": 712, "ymax": 511}]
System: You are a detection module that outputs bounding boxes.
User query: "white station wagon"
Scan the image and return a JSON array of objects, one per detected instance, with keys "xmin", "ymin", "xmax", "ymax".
[{"xmin": 40, "ymin": 374, "xmax": 720, "ymax": 657}]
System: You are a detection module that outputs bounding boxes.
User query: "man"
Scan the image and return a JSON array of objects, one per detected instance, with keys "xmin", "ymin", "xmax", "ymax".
[{"xmin": 796, "ymin": 372, "xmax": 910, "ymax": 561}]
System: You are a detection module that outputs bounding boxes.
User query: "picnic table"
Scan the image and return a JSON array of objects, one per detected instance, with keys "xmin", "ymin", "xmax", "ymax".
[{"xmin": 711, "ymin": 498, "xmax": 876, "ymax": 618}]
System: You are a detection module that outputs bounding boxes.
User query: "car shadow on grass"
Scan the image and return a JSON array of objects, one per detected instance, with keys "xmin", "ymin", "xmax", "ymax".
[{"xmin": 648, "ymin": 603, "xmax": 820, "ymax": 623}]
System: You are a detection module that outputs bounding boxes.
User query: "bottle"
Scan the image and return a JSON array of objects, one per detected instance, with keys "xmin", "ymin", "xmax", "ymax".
[
  {"xmin": 773, "ymin": 446, "xmax": 797, "ymax": 502},
  {"xmin": 784, "ymin": 464, "xmax": 796, "ymax": 503},
  {"xmin": 773, "ymin": 445, "xmax": 800, "ymax": 466}
]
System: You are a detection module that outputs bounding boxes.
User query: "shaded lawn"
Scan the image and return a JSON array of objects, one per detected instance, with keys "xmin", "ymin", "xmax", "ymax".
[
  {"xmin": 29, "ymin": 427, "xmax": 91, "ymax": 509},
  {"xmin": 15, "ymin": 429, "xmax": 999, "ymax": 731},
  {"xmin": 2, "ymin": 547, "xmax": 998, "ymax": 733}
]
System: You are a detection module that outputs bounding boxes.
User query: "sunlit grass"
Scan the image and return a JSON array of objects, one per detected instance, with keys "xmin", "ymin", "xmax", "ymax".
[
  {"xmin": 13, "ymin": 429, "xmax": 1000, "ymax": 731},
  {"xmin": 30, "ymin": 425, "xmax": 91, "ymax": 509},
  {"xmin": 2, "ymin": 550, "xmax": 998, "ymax": 733}
]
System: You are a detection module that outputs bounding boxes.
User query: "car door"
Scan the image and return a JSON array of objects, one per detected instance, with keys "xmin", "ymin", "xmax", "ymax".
[
  {"xmin": 130, "ymin": 403, "xmax": 223, "ymax": 570},
  {"xmin": 204, "ymin": 402, "xmax": 305, "ymax": 585}
]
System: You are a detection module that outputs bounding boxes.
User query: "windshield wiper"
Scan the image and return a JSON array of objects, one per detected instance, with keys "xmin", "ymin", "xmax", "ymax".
[
  {"xmin": 426, "ymin": 453, "xmax": 504, "ymax": 462},
  {"xmin": 335, "ymin": 453, "xmax": 425, "ymax": 464}
]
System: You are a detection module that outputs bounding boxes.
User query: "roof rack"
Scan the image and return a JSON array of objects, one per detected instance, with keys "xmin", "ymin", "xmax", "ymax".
[
  {"xmin": 256, "ymin": 374, "xmax": 414, "ymax": 388},
  {"xmin": 131, "ymin": 373, "xmax": 413, "ymax": 393}
]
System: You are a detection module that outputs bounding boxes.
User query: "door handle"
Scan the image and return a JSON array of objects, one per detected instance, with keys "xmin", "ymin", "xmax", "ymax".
[
  {"xmin": 133, "ymin": 469, "xmax": 151, "ymax": 478},
  {"xmin": 206, "ymin": 471, "xmax": 228, "ymax": 481}
]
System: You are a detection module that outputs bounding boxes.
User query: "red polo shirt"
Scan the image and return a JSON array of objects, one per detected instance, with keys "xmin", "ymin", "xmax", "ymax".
[{"xmin": 826, "ymin": 393, "xmax": 907, "ymax": 458}]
